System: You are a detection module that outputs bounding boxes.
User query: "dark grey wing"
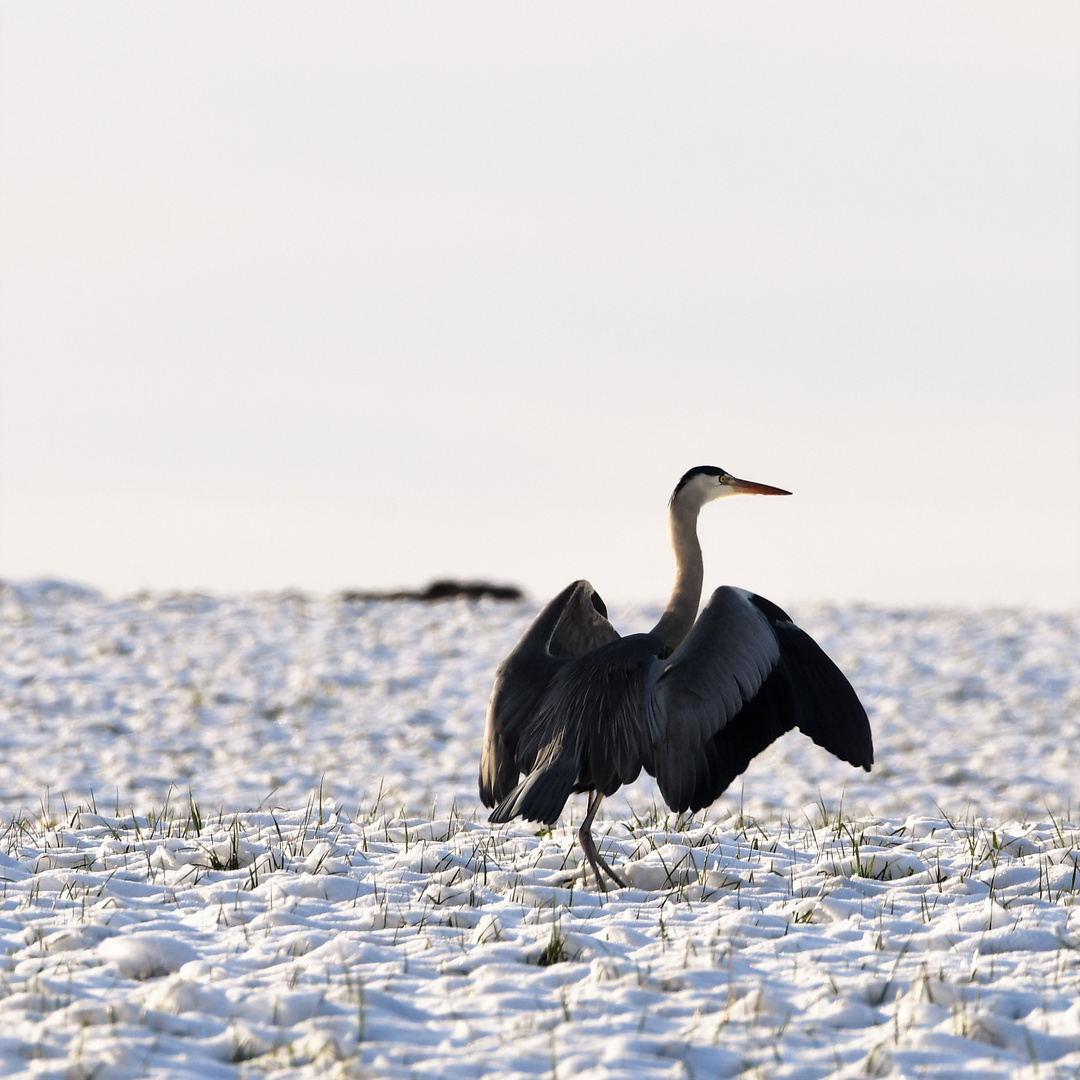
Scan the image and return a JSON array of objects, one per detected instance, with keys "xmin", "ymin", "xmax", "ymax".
[
  {"xmin": 491, "ymin": 634, "xmax": 659, "ymax": 826},
  {"xmin": 479, "ymin": 580, "xmax": 619, "ymax": 807},
  {"xmin": 648, "ymin": 587, "xmax": 780, "ymax": 810},
  {"xmin": 650, "ymin": 587, "xmax": 872, "ymax": 812},
  {"xmin": 548, "ymin": 581, "xmax": 620, "ymax": 658},
  {"xmin": 741, "ymin": 592, "xmax": 873, "ymax": 770}
]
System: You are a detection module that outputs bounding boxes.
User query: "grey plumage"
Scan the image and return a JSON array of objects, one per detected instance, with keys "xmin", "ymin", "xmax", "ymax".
[{"xmin": 479, "ymin": 466, "xmax": 873, "ymax": 890}]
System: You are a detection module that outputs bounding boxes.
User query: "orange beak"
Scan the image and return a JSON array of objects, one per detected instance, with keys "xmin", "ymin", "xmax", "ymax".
[{"xmin": 728, "ymin": 476, "xmax": 792, "ymax": 496}]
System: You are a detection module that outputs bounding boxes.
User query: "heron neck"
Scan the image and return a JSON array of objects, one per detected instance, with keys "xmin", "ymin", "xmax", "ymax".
[{"xmin": 651, "ymin": 498, "xmax": 704, "ymax": 652}]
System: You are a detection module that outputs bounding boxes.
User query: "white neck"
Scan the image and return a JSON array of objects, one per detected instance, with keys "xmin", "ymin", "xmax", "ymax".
[{"xmin": 650, "ymin": 492, "xmax": 705, "ymax": 653}]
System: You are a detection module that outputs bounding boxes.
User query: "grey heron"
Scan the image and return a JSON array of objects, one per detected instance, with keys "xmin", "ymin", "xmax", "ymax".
[{"xmin": 479, "ymin": 465, "xmax": 873, "ymax": 890}]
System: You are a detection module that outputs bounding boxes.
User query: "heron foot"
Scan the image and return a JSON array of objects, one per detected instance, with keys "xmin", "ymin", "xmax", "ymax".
[{"xmin": 578, "ymin": 791, "xmax": 628, "ymax": 891}]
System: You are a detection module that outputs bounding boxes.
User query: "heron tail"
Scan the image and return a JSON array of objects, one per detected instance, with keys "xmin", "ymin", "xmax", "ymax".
[{"xmin": 488, "ymin": 756, "xmax": 577, "ymax": 827}]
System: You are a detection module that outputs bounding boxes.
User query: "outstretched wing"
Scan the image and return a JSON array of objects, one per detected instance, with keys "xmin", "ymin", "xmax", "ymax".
[
  {"xmin": 649, "ymin": 587, "xmax": 872, "ymax": 812},
  {"xmin": 479, "ymin": 580, "xmax": 619, "ymax": 807},
  {"xmin": 548, "ymin": 578, "xmax": 620, "ymax": 658},
  {"xmin": 489, "ymin": 634, "xmax": 657, "ymax": 825}
]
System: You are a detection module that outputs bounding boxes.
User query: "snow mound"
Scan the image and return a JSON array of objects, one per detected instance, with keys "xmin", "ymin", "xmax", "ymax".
[{"xmin": 97, "ymin": 934, "xmax": 199, "ymax": 979}]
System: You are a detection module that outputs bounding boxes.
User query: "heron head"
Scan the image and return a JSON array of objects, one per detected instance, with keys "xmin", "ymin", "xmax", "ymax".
[{"xmin": 670, "ymin": 465, "xmax": 791, "ymax": 509}]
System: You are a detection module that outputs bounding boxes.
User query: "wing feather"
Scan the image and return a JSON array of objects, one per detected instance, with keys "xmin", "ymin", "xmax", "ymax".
[
  {"xmin": 479, "ymin": 580, "xmax": 620, "ymax": 807},
  {"xmin": 548, "ymin": 582, "xmax": 620, "ymax": 658},
  {"xmin": 650, "ymin": 587, "xmax": 872, "ymax": 812},
  {"xmin": 654, "ymin": 587, "xmax": 781, "ymax": 753},
  {"xmin": 487, "ymin": 634, "xmax": 655, "ymax": 822},
  {"xmin": 746, "ymin": 594, "xmax": 873, "ymax": 770}
]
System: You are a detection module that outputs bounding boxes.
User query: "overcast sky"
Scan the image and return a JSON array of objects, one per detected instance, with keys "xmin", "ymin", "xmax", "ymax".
[{"xmin": 2, "ymin": 3, "xmax": 1078, "ymax": 608}]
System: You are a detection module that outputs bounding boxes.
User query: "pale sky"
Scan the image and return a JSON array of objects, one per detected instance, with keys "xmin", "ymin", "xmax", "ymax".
[{"xmin": 2, "ymin": 4, "xmax": 1078, "ymax": 608}]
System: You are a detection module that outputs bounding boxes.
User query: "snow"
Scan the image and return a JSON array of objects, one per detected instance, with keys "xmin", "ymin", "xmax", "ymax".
[{"xmin": 0, "ymin": 579, "xmax": 1078, "ymax": 1077}]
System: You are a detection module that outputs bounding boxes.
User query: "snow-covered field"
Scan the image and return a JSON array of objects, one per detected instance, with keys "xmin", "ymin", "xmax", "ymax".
[{"xmin": 0, "ymin": 580, "xmax": 1078, "ymax": 1078}]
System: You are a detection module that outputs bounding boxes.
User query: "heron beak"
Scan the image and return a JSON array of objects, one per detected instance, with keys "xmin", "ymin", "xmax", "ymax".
[{"xmin": 728, "ymin": 476, "xmax": 792, "ymax": 496}]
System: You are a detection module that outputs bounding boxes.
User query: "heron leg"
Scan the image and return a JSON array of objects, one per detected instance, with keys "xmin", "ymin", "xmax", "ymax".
[{"xmin": 578, "ymin": 790, "xmax": 628, "ymax": 891}]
